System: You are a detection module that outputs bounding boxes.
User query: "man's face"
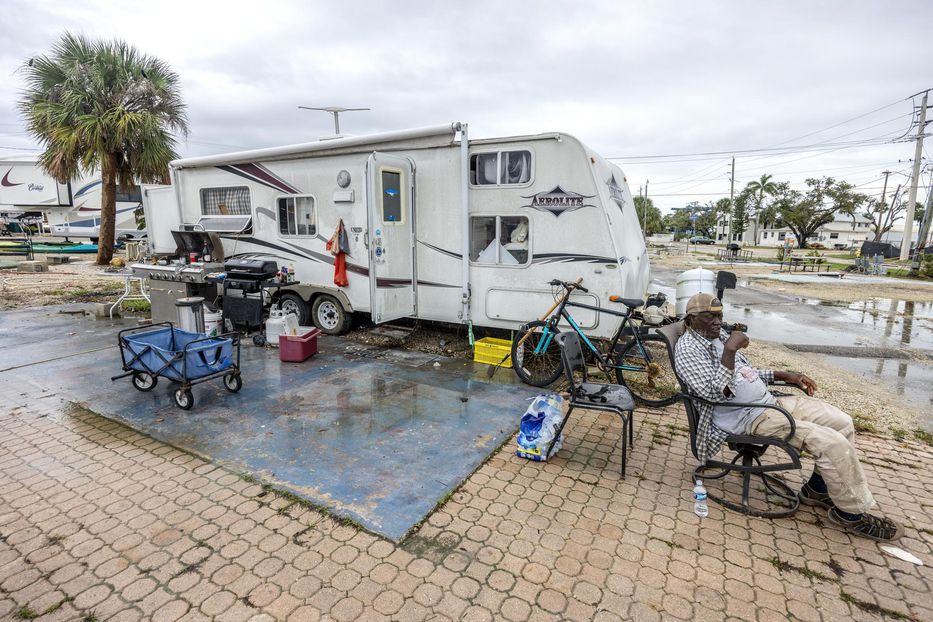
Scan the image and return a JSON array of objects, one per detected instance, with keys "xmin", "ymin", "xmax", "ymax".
[{"xmin": 690, "ymin": 310, "xmax": 723, "ymax": 340}]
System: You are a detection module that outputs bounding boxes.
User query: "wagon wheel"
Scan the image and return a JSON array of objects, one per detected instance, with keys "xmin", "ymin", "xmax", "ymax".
[
  {"xmin": 223, "ymin": 372, "xmax": 242, "ymax": 393},
  {"xmin": 174, "ymin": 388, "xmax": 194, "ymax": 410},
  {"xmin": 132, "ymin": 372, "xmax": 157, "ymax": 392},
  {"xmin": 252, "ymin": 334, "xmax": 266, "ymax": 347}
]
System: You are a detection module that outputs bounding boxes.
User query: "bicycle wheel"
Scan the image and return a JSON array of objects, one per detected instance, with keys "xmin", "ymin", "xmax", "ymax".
[
  {"xmin": 511, "ymin": 320, "xmax": 564, "ymax": 387},
  {"xmin": 615, "ymin": 333, "xmax": 679, "ymax": 406}
]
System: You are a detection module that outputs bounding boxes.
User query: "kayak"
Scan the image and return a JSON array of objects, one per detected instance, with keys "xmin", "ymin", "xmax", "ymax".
[{"xmin": 0, "ymin": 241, "xmax": 99, "ymax": 253}]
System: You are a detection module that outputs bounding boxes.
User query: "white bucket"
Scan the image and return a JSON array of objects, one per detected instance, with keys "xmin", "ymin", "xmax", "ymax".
[
  {"xmin": 675, "ymin": 268, "xmax": 717, "ymax": 316},
  {"xmin": 204, "ymin": 310, "xmax": 223, "ymax": 337}
]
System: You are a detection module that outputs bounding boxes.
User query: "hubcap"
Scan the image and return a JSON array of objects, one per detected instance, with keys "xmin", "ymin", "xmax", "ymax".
[
  {"xmin": 318, "ymin": 301, "xmax": 339, "ymax": 330},
  {"xmin": 281, "ymin": 299, "xmax": 300, "ymax": 316}
]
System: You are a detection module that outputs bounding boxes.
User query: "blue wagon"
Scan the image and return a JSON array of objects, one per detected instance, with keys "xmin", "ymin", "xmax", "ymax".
[{"xmin": 111, "ymin": 322, "xmax": 242, "ymax": 410}]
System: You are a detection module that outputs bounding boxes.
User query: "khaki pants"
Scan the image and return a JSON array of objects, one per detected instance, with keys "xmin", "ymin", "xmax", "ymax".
[{"xmin": 750, "ymin": 395, "xmax": 875, "ymax": 514}]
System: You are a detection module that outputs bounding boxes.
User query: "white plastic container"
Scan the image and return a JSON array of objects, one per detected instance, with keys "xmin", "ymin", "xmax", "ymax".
[
  {"xmin": 265, "ymin": 308, "xmax": 299, "ymax": 347},
  {"xmin": 675, "ymin": 268, "xmax": 717, "ymax": 316},
  {"xmin": 204, "ymin": 309, "xmax": 223, "ymax": 337}
]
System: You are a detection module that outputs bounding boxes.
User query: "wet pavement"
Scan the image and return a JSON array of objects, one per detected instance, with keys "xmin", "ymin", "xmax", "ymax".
[{"xmin": 0, "ymin": 306, "xmax": 540, "ymax": 542}]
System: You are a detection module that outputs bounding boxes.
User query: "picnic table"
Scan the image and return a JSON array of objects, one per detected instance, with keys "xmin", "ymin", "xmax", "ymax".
[{"xmin": 779, "ymin": 255, "xmax": 827, "ymax": 273}]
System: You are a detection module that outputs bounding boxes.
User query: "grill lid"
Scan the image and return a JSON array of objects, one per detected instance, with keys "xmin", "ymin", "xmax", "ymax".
[
  {"xmin": 170, "ymin": 230, "xmax": 225, "ymax": 262},
  {"xmin": 224, "ymin": 258, "xmax": 278, "ymax": 279}
]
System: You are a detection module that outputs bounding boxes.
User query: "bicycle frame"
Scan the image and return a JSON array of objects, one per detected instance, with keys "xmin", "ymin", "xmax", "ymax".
[{"xmin": 531, "ymin": 293, "xmax": 650, "ymax": 372}]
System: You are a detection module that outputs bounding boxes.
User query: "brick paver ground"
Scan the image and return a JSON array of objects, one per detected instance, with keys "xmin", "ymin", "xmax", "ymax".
[{"xmin": 1, "ymin": 393, "xmax": 931, "ymax": 621}]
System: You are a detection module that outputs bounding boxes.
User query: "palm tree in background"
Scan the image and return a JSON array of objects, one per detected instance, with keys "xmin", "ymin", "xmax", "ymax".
[
  {"xmin": 746, "ymin": 174, "xmax": 778, "ymax": 245},
  {"xmin": 19, "ymin": 33, "xmax": 188, "ymax": 264}
]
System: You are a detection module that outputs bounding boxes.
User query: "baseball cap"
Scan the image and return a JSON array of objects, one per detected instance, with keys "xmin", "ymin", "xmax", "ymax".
[{"xmin": 685, "ymin": 293, "xmax": 723, "ymax": 316}]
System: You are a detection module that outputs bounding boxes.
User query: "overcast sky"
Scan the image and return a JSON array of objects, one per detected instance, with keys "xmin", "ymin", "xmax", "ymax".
[{"xmin": 1, "ymin": 0, "xmax": 930, "ymax": 213}]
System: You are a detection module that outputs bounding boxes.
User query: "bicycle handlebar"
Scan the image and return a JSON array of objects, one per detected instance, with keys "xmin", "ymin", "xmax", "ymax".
[{"xmin": 548, "ymin": 278, "xmax": 588, "ymax": 294}]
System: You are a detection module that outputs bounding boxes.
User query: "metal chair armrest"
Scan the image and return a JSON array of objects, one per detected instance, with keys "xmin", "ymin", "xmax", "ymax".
[{"xmin": 686, "ymin": 393, "xmax": 796, "ymax": 443}]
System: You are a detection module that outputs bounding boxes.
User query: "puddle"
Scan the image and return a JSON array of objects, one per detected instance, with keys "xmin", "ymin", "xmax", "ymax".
[{"xmin": 825, "ymin": 355, "xmax": 933, "ymax": 432}]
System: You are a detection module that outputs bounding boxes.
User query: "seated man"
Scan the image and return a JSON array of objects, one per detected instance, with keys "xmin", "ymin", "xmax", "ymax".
[{"xmin": 674, "ymin": 293, "xmax": 901, "ymax": 541}]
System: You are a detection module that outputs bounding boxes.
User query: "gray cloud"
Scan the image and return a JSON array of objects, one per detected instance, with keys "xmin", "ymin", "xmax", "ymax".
[{"xmin": 1, "ymin": 0, "xmax": 930, "ymax": 210}]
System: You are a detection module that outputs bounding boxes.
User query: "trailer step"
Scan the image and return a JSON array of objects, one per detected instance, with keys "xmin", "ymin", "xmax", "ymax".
[{"xmin": 369, "ymin": 324, "xmax": 414, "ymax": 341}]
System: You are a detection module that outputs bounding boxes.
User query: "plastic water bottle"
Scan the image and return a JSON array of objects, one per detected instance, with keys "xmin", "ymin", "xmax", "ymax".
[{"xmin": 693, "ymin": 480, "xmax": 708, "ymax": 517}]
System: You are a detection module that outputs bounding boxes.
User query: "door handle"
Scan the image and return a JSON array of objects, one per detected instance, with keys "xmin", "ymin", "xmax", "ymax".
[{"xmin": 364, "ymin": 231, "xmax": 369, "ymax": 248}]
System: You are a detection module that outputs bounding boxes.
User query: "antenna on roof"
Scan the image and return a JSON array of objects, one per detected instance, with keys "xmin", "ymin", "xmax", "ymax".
[{"xmin": 298, "ymin": 106, "xmax": 370, "ymax": 136}]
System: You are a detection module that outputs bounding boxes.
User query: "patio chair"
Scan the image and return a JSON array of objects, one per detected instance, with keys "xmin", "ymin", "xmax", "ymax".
[
  {"xmin": 550, "ymin": 332, "xmax": 636, "ymax": 477},
  {"xmin": 655, "ymin": 321, "xmax": 802, "ymax": 518}
]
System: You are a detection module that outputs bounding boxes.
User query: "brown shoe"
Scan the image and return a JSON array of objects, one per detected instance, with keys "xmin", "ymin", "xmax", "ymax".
[
  {"xmin": 798, "ymin": 484, "xmax": 834, "ymax": 510},
  {"xmin": 827, "ymin": 508, "xmax": 902, "ymax": 542}
]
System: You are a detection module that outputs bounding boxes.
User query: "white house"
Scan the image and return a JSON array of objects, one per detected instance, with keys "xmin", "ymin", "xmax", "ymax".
[{"xmin": 758, "ymin": 214, "xmax": 872, "ymax": 249}]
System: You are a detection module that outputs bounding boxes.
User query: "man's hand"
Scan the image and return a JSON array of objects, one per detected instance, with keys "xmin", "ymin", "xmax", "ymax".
[
  {"xmin": 723, "ymin": 331, "xmax": 749, "ymax": 352},
  {"xmin": 777, "ymin": 371, "xmax": 817, "ymax": 396},
  {"xmin": 792, "ymin": 372, "xmax": 817, "ymax": 396}
]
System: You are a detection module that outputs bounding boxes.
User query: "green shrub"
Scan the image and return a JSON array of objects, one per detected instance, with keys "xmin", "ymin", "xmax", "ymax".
[{"xmin": 921, "ymin": 254, "xmax": 933, "ymax": 278}]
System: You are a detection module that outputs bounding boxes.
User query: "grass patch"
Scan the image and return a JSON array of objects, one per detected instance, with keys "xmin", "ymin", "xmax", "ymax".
[
  {"xmin": 769, "ymin": 556, "xmax": 836, "ymax": 583},
  {"xmin": 120, "ymin": 299, "xmax": 151, "ymax": 314},
  {"xmin": 14, "ymin": 608, "xmax": 39, "ymax": 620},
  {"xmin": 851, "ymin": 413, "xmax": 879, "ymax": 434},
  {"xmin": 44, "ymin": 596, "xmax": 74, "ymax": 615},
  {"xmin": 913, "ymin": 429, "xmax": 933, "ymax": 447},
  {"xmin": 648, "ymin": 536, "xmax": 682, "ymax": 549},
  {"xmin": 46, "ymin": 534, "xmax": 65, "ymax": 546},
  {"xmin": 839, "ymin": 590, "xmax": 915, "ymax": 620},
  {"xmin": 81, "ymin": 613, "xmax": 99, "ymax": 622}
]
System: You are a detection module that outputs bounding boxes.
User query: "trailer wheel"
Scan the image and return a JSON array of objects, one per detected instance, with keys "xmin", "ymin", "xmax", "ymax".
[
  {"xmin": 131, "ymin": 371, "xmax": 157, "ymax": 392},
  {"xmin": 174, "ymin": 388, "xmax": 194, "ymax": 410},
  {"xmin": 279, "ymin": 292, "xmax": 311, "ymax": 325},
  {"xmin": 312, "ymin": 295, "xmax": 351, "ymax": 335},
  {"xmin": 223, "ymin": 372, "xmax": 242, "ymax": 393}
]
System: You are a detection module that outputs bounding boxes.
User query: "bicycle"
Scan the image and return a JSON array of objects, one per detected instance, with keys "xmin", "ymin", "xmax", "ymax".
[{"xmin": 509, "ymin": 279, "xmax": 679, "ymax": 407}]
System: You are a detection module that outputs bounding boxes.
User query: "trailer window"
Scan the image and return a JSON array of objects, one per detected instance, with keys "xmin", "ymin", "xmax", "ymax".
[
  {"xmin": 381, "ymin": 170, "xmax": 403, "ymax": 223},
  {"xmin": 470, "ymin": 150, "xmax": 532, "ymax": 186},
  {"xmin": 470, "ymin": 216, "xmax": 529, "ymax": 265},
  {"xmin": 115, "ymin": 185, "xmax": 142, "ymax": 203},
  {"xmin": 200, "ymin": 186, "xmax": 251, "ymax": 216},
  {"xmin": 277, "ymin": 196, "xmax": 316, "ymax": 237}
]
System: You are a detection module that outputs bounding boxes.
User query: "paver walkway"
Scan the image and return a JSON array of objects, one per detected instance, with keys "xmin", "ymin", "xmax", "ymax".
[{"xmin": 1, "ymin": 392, "xmax": 931, "ymax": 621}]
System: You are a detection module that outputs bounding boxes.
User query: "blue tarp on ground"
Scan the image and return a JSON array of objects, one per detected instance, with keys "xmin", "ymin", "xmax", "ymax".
[{"xmin": 0, "ymin": 306, "xmax": 538, "ymax": 541}]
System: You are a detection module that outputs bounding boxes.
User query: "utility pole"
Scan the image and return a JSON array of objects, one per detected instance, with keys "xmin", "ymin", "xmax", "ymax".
[
  {"xmin": 727, "ymin": 156, "xmax": 736, "ymax": 242},
  {"xmin": 900, "ymin": 91, "xmax": 928, "ymax": 261},
  {"xmin": 879, "ymin": 170, "xmax": 891, "ymax": 206},
  {"xmin": 911, "ymin": 167, "xmax": 933, "ymax": 273},
  {"xmin": 644, "ymin": 179, "xmax": 649, "ymax": 234}
]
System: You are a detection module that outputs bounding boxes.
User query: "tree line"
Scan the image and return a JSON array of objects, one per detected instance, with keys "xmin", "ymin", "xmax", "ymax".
[{"xmin": 634, "ymin": 174, "xmax": 925, "ymax": 249}]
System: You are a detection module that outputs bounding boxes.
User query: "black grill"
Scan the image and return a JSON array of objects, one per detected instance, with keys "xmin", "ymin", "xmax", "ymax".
[{"xmin": 224, "ymin": 258, "xmax": 278, "ymax": 281}]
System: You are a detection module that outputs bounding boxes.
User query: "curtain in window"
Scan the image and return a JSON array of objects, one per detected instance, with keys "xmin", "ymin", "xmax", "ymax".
[{"xmin": 201, "ymin": 187, "xmax": 250, "ymax": 215}]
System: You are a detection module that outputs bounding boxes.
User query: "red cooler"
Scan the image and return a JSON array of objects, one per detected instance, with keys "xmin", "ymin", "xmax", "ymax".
[{"xmin": 279, "ymin": 328, "xmax": 322, "ymax": 362}]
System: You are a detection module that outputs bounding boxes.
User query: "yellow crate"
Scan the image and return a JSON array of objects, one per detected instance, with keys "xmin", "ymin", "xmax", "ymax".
[{"xmin": 474, "ymin": 337, "xmax": 512, "ymax": 368}]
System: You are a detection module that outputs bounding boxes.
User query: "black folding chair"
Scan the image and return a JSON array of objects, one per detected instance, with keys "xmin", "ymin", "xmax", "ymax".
[
  {"xmin": 549, "ymin": 332, "xmax": 636, "ymax": 477},
  {"xmin": 655, "ymin": 321, "xmax": 801, "ymax": 518}
]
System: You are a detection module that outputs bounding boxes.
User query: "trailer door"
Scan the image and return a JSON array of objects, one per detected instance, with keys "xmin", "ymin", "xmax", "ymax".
[{"xmin": 366, "ymin": 152, "xmax": 416, "ymax": 323}]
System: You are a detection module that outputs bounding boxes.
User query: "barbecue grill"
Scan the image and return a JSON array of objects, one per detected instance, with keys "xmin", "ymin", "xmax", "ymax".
[
  {"xmin": 221, "ymin": 258, "xmax": 279, "ymax": 332},
  {"xmin": 131, "ymin": 231, "xmax": 226, "ymax": 322}
]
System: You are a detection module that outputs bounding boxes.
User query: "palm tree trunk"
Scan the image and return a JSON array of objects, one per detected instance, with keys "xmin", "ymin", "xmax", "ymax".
[{"xmin": 96, "ymin": 152, "xmax": 118, "ymax": 265}]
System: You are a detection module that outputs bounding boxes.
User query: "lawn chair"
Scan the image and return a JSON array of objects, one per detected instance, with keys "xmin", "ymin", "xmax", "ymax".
[
  {"xmin": 551, "ymin": 332, "xmax": 636, "ymax": 477},
  {"xmin": 655, "ymin": 321, "xmax": 801, "ymax": 518}
]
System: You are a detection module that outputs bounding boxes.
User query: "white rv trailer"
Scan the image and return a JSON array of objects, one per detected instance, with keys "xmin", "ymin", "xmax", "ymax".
[
  {"xmin": 146, "ymin": 123, "xmax": 650, "ymax": 337},
  {"xmin": 0, "ymin": 155, "xmax": 143, "ymax": 240}
]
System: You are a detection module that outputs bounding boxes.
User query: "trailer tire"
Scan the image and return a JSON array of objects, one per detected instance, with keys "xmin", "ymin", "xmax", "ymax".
[
  {"xmin": 313, "ymin": 295, "xmax": 351, "ymax": 335},
  {"xmin": 279, "ymin": 292, "xmax": 311, "ymax": 325}
]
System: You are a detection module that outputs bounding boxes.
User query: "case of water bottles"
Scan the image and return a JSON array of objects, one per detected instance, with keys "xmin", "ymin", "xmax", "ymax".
[{"xmin": 516, "ymin": 394, "xmax": 568, "ymax": 461}]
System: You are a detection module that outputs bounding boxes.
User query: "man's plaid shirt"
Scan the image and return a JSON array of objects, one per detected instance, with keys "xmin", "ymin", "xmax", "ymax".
[{"xmin": 674, "ymin": 327, "xmax": 775, "ymax": 463}]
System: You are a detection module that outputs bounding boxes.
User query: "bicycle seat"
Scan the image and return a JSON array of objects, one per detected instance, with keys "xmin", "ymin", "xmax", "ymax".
[{"xmin": 609, "ymin": 296, "xmax": 644, "ymax": 309}]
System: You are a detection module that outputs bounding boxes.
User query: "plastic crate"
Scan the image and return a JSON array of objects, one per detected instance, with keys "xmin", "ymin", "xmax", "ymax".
[
  {"xmin": 279, "ymin": 328, "xmax": 321, "ymax": 362},
  {"xmin": 474, "ymin": 337, "xmax": 512, "ymax": 368}
]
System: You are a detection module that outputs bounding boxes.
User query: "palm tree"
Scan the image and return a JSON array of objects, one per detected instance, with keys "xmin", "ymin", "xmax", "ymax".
[
  {"xmin": 19, "ymin": 33, "xmax": 188, "ymax": 264},
  {"xmin": 745, "ymin": 174, "xmax": 778, "ymax": 245}
]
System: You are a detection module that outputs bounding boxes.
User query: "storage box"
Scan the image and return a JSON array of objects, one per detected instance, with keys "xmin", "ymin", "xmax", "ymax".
[
  {"xmin": 474, "ymin": 337, "xmax": 512, "ymax": 368},
  {"xmin": 279, "ymin": 328, "xmax": 322, "ymax": 362}
]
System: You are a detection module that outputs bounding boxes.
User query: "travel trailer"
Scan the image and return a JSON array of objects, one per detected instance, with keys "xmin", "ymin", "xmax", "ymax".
[
  {"xmin": 142, "ymin": 123, "xmax": 650, "ymax": 337},
  {"xmin": 0, "ymin": 155, "xmax": 144, "ymax": 240}
]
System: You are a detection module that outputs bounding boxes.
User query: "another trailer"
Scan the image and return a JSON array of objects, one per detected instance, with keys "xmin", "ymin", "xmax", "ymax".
[
  {"xmin": 143, "ymin": 123, "xmax": 650, "ymax": 338},
  {"xmin": 0, "ymin": 155, "xmax": 144, "ymax": 241}
]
